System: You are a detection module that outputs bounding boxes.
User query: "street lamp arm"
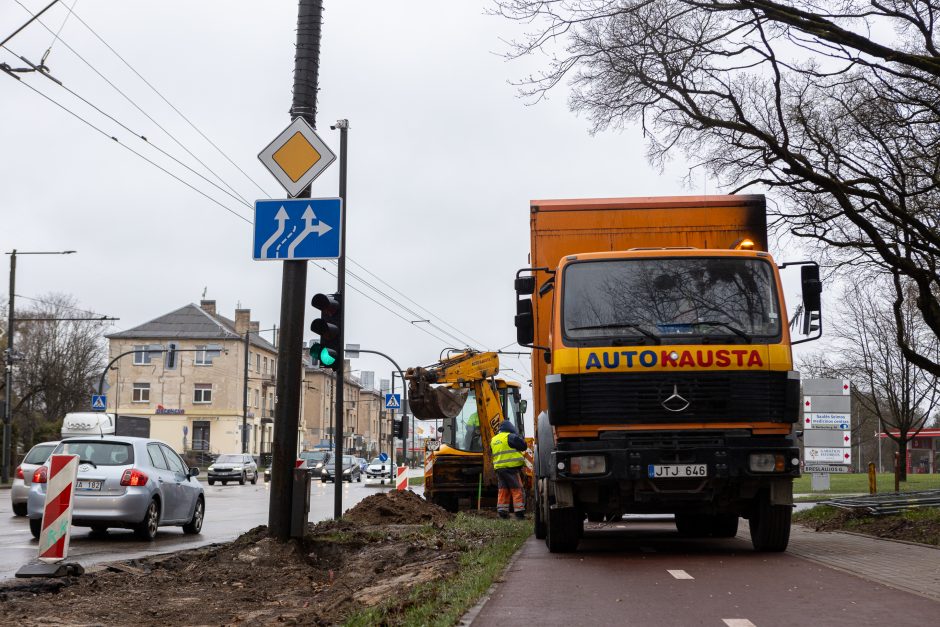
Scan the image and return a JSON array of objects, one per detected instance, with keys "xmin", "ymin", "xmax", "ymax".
[{"xmin": 352, "ymin": 348, "xmax": 406, "ymax": 404}]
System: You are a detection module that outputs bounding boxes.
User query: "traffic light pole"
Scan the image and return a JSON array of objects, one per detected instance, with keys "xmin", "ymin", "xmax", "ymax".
[
  {"xmin": 331, "ymin": 119, "xmax": 348, "ymax": 520},
  {"xmin": 345, "ymin": 348, "xmax": 406, "ymax": 466}
]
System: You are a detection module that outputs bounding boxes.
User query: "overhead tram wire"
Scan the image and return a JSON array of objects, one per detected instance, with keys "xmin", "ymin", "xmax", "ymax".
[
  {"xmin": 16, "ymin": 0, "xmax": 492, "ymax": 354},
  {"xmin": 1, "ymin": 48, "xmax": 257, "ymax": 215},
  {"xmin": 1, "ymin": 62, "xmax": 251, "ymax": 224},
  {"xmin": 59, "ymin": 2, "xmax": 275, "ymax": 198},
  {"xmin": 15, "ymin": 294, "xmax": 112, "ymax": 319},
  {"xmin": 12, "ymin": 0, "xmax": 254, "ymax": 206},
  {"xmin": 346, "ymin": 256, "xmax": 488, "ymax": 349}
]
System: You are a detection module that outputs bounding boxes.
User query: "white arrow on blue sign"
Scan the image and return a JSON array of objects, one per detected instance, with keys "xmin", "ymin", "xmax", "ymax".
[
  {"xmin": 91, "ymin": 395, "xmax": 106, "ymax": 411},
  {"xmin": 253, "ymin": 198, "xmax": 342, "ymax": 260},
  {"xmin": 385, "ymin": 394, "xmax": 401, "ymax": 410}
]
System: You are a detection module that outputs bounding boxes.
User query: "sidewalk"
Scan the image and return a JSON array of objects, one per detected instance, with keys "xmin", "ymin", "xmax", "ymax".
[{"xmin": 768, "ymin": 524, "xmax": 940, "ymax": 601}]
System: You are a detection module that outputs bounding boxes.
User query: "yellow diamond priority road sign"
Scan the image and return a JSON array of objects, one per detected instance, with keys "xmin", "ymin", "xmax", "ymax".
[{"xmin": 258, "ymin": 117, "xmax": 336, "ymax": 198}]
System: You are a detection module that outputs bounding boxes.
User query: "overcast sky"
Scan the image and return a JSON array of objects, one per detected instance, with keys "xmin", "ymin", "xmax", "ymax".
[{"xmin": 2, "ymin": 1, "xmax": 821, "ymax": 415}]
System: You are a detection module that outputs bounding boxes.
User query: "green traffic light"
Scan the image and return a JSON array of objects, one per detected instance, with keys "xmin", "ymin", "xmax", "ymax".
[{"xmin": 319, "ymin": 347, "xmax": 336, "ymax": 366}]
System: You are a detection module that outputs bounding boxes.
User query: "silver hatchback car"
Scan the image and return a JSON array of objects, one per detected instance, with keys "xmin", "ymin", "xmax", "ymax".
[
  {"xmin": 11, "ymin": 441, "xmax": 59, "ymax": 517},
  {"xmin": 27, "ymin": 436, "xmax": 204, "ymax": 541}
]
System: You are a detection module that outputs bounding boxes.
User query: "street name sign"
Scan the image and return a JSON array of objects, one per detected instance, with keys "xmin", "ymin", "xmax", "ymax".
[
  {"xmin": 804, "ymin": 412, "xmax": 851, "ymax": 430},
  {"xmin": 252, "ymin": 198, "xmax": 342, "ymax": 260},
  {"xmin": 385, "ymin": 394, "xmax": 401, "ymax": 410},
  {"xmin": 90, "ymin": 395, "xmax": 106, "ymax": 412},
  {"xmin": 258, "ymin": 117, "xmax": 336, "ymax": 197},
  {"xmin": 804, "ymin": 464, "xmax": 851, "ymax": 474},
  {"xmin": 805, "ymin": 447, "xmax": 852, "ymax": 464}
]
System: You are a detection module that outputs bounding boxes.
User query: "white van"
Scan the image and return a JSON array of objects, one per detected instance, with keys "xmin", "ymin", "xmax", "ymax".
[{"xmin": 61, "ymin": 413, "xmax": 150, "ymax": 439}]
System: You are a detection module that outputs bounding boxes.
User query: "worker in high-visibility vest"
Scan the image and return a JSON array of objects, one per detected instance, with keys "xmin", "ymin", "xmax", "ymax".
[{"xmin": 490, "ymin": 420, "xmax": 528, "ymax": 519}]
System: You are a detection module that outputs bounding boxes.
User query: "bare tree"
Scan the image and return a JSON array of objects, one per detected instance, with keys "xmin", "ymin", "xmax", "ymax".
[
  {"xmin": 830, "ymin": 277, "xmax": 939, "ymax": 479},
  {"xmin": 496, "ymin": 0, "xmax": 940, "ymax": 375},
  {"xmin": 6, "ymin": 294, "xmax": 108, "ymax": 446}
]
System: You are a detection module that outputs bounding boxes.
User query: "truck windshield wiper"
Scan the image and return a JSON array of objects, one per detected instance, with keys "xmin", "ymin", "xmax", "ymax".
[
  {"xmin": 691, "ymin": 321, "xmax": 751, "ymax": 342},
  {"xmin": 569, "ymin": 322, "xmax": 661, "ymax": 344}
]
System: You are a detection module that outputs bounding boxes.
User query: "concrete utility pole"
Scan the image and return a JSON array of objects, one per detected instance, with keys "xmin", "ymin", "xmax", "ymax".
[{"xmin": 268, "ymin": 0, "xmax": 324, "ymax": 540}]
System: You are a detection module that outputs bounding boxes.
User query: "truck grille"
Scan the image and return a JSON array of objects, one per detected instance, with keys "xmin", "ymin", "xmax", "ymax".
[{"xmin": 556, "ymin": 371, "xmax": 789, "ymax": 424}]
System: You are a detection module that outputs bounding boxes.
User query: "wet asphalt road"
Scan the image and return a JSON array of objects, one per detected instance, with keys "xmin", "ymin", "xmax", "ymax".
[
  {"xmin": 474, "ymin": 519, "xmax": 940, "ymax": 627},
  {"xmin": 0, "ymin": 478, "xmax": 416, "ymax": 580}
]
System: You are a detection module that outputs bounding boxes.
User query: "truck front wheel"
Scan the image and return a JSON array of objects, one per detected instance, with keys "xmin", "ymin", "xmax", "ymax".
[
  {"xmin": 749, "ymin": 493, "xmax": 791, "ymax": 552},
  {"xmin": 545, "ymin": 506, "xmax": 582, "ymax": 553}
]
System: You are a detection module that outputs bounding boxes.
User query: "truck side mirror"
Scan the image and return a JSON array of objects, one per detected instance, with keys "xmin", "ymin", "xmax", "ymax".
[
  {"xmin": 801, "ymin": 265, "xmax": 822, "ymax": 312},
  {"xmin": 515, "ymin": 276, "xmax": 535, "ymax": 296},
  {"xmin": 515, "ymin": 298, "xmax": 534, "ymax": 345}
]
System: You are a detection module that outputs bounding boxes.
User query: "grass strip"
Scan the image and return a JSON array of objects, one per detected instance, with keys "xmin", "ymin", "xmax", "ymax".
[
  {"xmin": 408, "ymin": 476, "xmax": 426, "ymax": 486},
  {"xmin": 345, "ymin": 514, "xmax": 531, "ymax": 627},
  {"xmin": 794, "ymin": 504, "xmax": 940, "ymax": 546},
  {"xmin": 793, "ymin": 473, "xmax": 940, "ymax": 496}
]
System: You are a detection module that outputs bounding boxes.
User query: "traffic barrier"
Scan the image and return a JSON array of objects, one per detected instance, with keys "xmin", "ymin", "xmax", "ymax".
[
  {"xmin": 396, "ymin": 466, "xmax": 407, "ymax": 491},
  {"xmin": 38, "ymin": 454, "xmax": 79, "ymax": 563}
]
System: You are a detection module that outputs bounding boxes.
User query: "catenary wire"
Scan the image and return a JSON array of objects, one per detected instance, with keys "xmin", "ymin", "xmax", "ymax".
[
  {"xmin": 60, "ymin": 1, "xmax": 275, "ymax": 198},
  {"xmin": 15, "ymin": 293, "xmax": 112, "ymax": 319},
  {"xmin": 13, "ymin": 0, "xmax": 253, "ymax": 207}
]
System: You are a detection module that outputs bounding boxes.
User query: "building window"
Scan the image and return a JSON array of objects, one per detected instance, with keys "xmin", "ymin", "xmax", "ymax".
[
  {"xmin": 263, "ymin": 357, "xmax": 268, "ymax": 375},
  {"xmin": 195, "ymin": 344, "xmax": 222, "ymax": 366},
  {"xmin": 254, "ymin": 389, "xmax": 259, "ymax": 408},
  {"xmin": 193, "ymin": 383, "xmax": 212, "ymax": 404},
  {"xmin": 133, "ymin": 345, "xmax": 152, "ymax": 365},
  {"xmin": 256, "ymin": 354, "xmax": 261, "ymax": 372},
  {"xmin": 132, "ymin": 383, "xmax": 150, "ymax": 403}
]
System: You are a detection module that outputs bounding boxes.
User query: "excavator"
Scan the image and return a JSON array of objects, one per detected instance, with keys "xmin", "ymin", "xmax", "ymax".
[{"xmin": 406, "ymin": 350, "xmax": 531, "ymax": 512}]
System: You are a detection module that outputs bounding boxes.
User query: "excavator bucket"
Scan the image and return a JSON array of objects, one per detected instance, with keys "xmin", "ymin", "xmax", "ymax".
[{"xmin": 409, "ymin": 380, "xmax": 469, "ymax": 419}]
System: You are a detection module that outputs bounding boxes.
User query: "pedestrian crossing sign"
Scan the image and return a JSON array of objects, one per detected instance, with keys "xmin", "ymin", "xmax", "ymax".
[
  {"xmin": 91, "ymin": 395, "xmax": 106, "ymax": 411},
  {"xmin": 385, "ymin": 393, "xmax": 401, "ymax": 410}
]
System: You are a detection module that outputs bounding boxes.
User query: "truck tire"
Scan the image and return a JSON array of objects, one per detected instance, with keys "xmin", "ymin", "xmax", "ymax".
[
  {"xmin": 545, "ymin": 506, "xmax": 581, "ymax": 553},
  {"xmin": 675, "ymin": 513, "xmax": 710, "ymax": 537},
  {"xmin": 534, "ymin": 479, "xmax": 546, "ymax": 539},
  {"xmin": 749, "ymin": 493, "xmax": 791, "ymax": 552},
  {"xmin": 711, "ymin": 514, "xmax": 739, "ymax": 538}
]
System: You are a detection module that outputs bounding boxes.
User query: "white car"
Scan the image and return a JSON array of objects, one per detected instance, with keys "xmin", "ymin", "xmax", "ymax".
[
  {"xmin": 11, "ymin": 441, "xmax": 59, "ymax": 516},
  {"xmin": 364, "ymin": 456, "xmax": 397, "ymax": 486}
]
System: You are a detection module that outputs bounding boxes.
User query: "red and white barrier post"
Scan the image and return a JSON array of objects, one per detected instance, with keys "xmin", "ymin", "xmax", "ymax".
[
  {"xmin": 38, "ymin": 454, "xmax": 79, "ymax": 563},
  {"xmin": 396, "ymin": 466, "xmax": 407, "ymax": 491}
]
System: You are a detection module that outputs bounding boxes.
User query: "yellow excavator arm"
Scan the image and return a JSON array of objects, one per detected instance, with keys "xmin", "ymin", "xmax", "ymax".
[{"xmin": 406, "ymin": 351, "xmax": 504, "ymax": 486}]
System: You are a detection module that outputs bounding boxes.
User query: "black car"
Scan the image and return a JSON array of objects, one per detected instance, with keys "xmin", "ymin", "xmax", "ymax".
[{"xmin": 320, "ymin": 454, "xmax": 362, "ymax": 483}]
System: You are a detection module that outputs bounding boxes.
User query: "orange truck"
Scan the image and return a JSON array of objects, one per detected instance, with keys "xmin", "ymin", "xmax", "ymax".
[{"xmin": 513, "ymin": 195, "xmax": 822, "ymax": 553}]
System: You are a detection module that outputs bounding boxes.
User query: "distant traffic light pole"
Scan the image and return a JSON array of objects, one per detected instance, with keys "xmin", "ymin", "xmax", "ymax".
[{"xmin": 345, "ymin": 347, "xmax": 406, "ymax": 464}]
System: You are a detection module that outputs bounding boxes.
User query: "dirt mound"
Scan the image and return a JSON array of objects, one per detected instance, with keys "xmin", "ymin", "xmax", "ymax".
[{"xmin": 345, "ymin": 489, "xmax": 453, "ymax": 526}]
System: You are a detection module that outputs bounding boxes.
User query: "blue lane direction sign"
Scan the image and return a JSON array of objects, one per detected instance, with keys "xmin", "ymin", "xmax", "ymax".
[
  {"xmin": 379, "ymin": 452, "xmax": 389, "ymax": 462},
  {"xmin": 253, "ymin": 198, "xmax": 342, "ymax": 260},
  {"xmin": 385, "ymin": 393, "xmax": 401, "ymax": 410},
  {"xmin": 91, "ymin": 395, "xmax": 106, "ymax": 411}
]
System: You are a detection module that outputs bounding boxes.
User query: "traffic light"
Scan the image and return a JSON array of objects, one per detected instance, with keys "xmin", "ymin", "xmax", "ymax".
[
  {"xmin": 392, "ymin": 418, "xmax": 409, "ymax": 440},
  {"xmin": 310, "ymin": 292, "xmax": 342, "ymax": 370}
]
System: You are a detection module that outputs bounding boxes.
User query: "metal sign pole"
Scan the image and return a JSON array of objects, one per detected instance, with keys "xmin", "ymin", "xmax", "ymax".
[{"xmin": 332, "ymin": 120, "xmax": 348, "ymax": 520}]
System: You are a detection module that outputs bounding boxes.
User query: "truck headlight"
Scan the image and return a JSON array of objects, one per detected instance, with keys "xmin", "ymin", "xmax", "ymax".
[
  {"xmin": 569, "ymin": 455, "xmax": 606, "ymax": 475},
  {"xmin": 749, "ymin": 453, "xmax": 785, "ymax": 472}
]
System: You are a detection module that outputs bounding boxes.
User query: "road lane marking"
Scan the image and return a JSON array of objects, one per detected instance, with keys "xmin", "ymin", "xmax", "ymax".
[
  {"xmin": 723, "ymin": 620, "xmax": 756, "ymax": 627},
  {"xmin": 667, "ymin": 569, "xmax": 694, "ymax": 579}
]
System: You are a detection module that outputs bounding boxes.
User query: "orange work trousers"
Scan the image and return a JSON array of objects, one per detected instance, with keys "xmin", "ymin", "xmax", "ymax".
[{"xmin": 496, "ymin": 467, "xmax": 525, "ymax": 514}]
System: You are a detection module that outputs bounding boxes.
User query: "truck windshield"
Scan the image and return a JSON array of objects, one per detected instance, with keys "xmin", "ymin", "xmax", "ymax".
[{"xmin": 563, "ymin": 257, "xmax": 780, "ymax": 343}]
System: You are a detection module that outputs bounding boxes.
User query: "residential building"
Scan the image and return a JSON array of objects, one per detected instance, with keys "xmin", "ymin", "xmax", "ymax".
[{"xmin": 105, "ymin": 300, "xmax": 277, "ymax": 459}]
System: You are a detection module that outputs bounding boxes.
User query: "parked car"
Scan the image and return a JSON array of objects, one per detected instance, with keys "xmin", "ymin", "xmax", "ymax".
[
  {"xmin": 27, "ymin": 436, "xmax": 204, "ymax": 540},
  {"xmin": 207, "ymin": 453, "xmax": 258, "ymax": 485},
  {"xmin": 364, "ymin": 456, "xmax": 396, "ymax": 486},
  {"xmin": 320, "ymin": 455, "xmax": 362, "ymax": 482},
  {"xmin": 10, "ymin": 441, "xmax": 59, "ymax": 516},
  {"xmin": 356, "ymin": 457, "xmax": 368, "ymax": 472}
]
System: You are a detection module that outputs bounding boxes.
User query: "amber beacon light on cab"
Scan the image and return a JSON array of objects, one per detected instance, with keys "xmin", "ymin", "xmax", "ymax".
[{"xmin": 514, "ymin": 195, "xmax": 822, "ymax": 553}]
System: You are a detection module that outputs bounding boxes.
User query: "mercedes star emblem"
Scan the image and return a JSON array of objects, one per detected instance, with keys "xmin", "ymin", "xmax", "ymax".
[{"xmin": 662, "ymin": 384, "xmax": 690, "ymax": 412}]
